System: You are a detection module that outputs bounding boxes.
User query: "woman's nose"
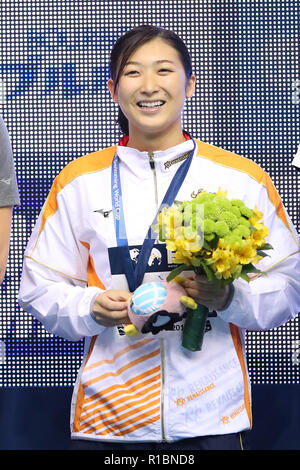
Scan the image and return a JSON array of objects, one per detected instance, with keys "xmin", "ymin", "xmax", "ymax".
[{"xmin": 140, "ymin": 73, "xmax": 159, "ymax": 94}]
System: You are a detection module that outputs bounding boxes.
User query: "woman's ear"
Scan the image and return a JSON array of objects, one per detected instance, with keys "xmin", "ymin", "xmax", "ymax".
[
  {"xmin": 107, "ymin": 79, "xmax": 119, "ymax": 104},
  {"xmin": 185, "ymin": 75, "xmax": 196, "ymax": 99}
]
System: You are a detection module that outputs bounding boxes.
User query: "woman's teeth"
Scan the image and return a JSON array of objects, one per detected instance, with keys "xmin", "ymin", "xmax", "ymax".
[{"xmin": 138, "ymin": 101, "xmax": 165, "ymax": 108}]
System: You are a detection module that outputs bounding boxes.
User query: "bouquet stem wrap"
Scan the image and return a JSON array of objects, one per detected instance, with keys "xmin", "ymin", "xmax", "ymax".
[{"xmin": 182, "ymin": 304, "xmax": 209, "ymax": 351}]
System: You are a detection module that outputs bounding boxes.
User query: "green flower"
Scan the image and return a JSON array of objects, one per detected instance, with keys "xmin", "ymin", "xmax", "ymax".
[
  {"xmin": 231, "ymin": 199, "xmax": 245, "ymax": 209},
  {"xmin": 230, "ymin": 205, "xmax": 241, "ymax": 217},
  {"xmin": 204, "ymin": 219, "xmax": 216, "ymax": 234},
  {"xmin": 204, "ymin": 233, "xmax": 215, "ymax": 242},
  {"xmin": 238, "ymin": 216, "xmax": 250, "ymax": 227},
  {"xmin": 214, "ymin": 196, "xmax": 232, "ymax": 211},
  {"xmin": 203, "ymin": 202, "xmax": 221, "ymax": 221},
  {"xmin": 232, "ymin": 225, "xmax": 251, "ymax": 238},
  {"xmin": 219, "ymin": 211, "xmax": 239, "ymax": 229},
  {"xmin": 239, "ymin": 206, "xmax": 253, "ymax": 218},
  {"xmin": 231, "ymin": 199, "xmax": 253, "ymax": 219},
  {"xmin": 214, "ymin": 220, "xmax": 230, "ymax": 237},
  {"xmin": 223, "ymin": 234, "xmax": 243, "ymax": 246},
  {"xmin": 195, "ymin": 193, "xmax": 216, "ymax": 204}
]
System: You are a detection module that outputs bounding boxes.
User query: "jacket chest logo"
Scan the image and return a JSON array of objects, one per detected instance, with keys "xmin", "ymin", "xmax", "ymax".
[
  {"xmin": 164, "ymin": 151, "xmax": 190, "ymax": 170},
  {"xmin": 94, "ymin": 208, "xmax": 112, "ymax": 218}
]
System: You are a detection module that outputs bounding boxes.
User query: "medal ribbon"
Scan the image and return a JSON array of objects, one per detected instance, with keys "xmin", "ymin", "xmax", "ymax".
[{"xmin": 111, "ymin": 138, "xmax": 196, "ymax": 292}]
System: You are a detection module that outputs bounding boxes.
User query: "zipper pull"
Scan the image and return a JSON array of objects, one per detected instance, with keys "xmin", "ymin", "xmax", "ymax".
[{"xmin": 149, "ymin": 151, "xmax": 155, "ymax": 169}]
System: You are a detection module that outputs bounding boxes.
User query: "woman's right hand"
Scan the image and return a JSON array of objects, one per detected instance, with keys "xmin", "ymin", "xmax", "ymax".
[{"xmin": 91, "ymin": 290, "xmax": 132, "ymax": 327}]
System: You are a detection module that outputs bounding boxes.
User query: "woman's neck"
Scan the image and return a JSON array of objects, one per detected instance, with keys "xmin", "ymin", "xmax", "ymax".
[{"xmin": 127, "ymin": 127, "xmax": 187, "ymax": 152}]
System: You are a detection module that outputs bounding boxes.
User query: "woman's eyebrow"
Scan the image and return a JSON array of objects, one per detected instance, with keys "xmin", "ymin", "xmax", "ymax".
[{"xmin": 125, "ymin": 59, "xmax": 175, "ymax": 66}]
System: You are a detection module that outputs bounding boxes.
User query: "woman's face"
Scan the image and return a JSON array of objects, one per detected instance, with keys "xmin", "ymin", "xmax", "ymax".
[{"xmin": 108, "ymin": 38, "xmax": 196, "ymax": 141}]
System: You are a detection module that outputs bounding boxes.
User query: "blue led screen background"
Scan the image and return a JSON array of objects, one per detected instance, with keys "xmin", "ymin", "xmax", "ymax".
[{"xmin": 0, "ymin": 0, "xmax": 299, "ymax": 386}]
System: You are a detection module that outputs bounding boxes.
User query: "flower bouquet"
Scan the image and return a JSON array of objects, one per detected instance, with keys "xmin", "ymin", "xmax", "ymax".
[{"xmin": 153, "ymin": 189, "xmax": 272, "ymax": 352}]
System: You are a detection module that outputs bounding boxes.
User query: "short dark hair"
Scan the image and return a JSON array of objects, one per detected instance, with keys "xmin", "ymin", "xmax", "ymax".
[{"xmin": 109, "ymin": 25, "xmax": 193, "ymax": 134}]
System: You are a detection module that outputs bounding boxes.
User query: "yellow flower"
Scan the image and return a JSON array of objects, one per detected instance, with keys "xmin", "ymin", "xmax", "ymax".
[
  {"xmin": 206, "ymin": 242, "xmax": 240, "ymax": 280},
  {"xmin": 186, "ymin": 237, "xmax": 203, "ymax": 251},
  {"xmin": 216, "ymin": 187, "xmax": 228, "ymax": 198},
  {"xmin": 166, "ymin": 240, "xmax": 177, "ymax": 251},
  {"xmin": 231, "ymin": 239, "xmax": 257, "ymax": 264},
  {"xmin": 218, "ymin": 238, "xmax": 231, "ymax": 250},
  {"xmin": 158, "ymin": 206, "xmax": 182, "ymax": 240},
  {"xmin": 249, "ymin": 206, "xmax": 263, "ymax": 226},
  {"xmin": 222, "ymin": 269, "xmax": 234, "ymax": 280},
  {"xmin": 250, "ymin": 223, "xmax": 269, "ymax": 248},
  {"xmin": 214, "ymin": 258, "xmax": 230, "ymax": 274},
  {"xmin": 172, "ymin": 252, "xmax": 192, "ymax": 265}
]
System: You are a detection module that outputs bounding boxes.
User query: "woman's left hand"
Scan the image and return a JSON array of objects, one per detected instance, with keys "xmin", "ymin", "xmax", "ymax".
[{"xmin": 179, "ymin": 273, "xmax": 231, "ymax": 311}]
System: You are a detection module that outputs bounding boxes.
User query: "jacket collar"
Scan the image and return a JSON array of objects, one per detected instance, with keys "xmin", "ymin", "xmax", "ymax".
[{"xmin": 116, "ymin": 136, "xmax": 196, "ymax": 179}]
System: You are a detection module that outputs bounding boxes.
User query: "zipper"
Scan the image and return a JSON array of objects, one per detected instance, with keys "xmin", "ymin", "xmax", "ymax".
[
  {"xmin": 160, "ymin": 338, "xmax": 166, "ymax": 441},
  {"xmin": 239, "ymin": 432, "xmax": 244, "ymax": 450},
  {"xmin": 148, "ymin": 152, "xmax": 159, "ymax": 210},
  {"xmin": 149, "ymin": 152, "xmax": 166, "ymax": 441}
]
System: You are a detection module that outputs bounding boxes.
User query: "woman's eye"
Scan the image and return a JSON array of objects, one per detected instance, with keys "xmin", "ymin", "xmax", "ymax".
[
  {"xmin": 125, "ymin": 70, "xmax": 139, "ymax": 76},
  {"xmin": 159, "ymin": 69, "xmax": 172, "ymax": 73}
]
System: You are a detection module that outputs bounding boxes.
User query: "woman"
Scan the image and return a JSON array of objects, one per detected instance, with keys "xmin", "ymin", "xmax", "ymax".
[{"xmin": 19, "ymin": 25, "xmax": 300, "ymax": 450}]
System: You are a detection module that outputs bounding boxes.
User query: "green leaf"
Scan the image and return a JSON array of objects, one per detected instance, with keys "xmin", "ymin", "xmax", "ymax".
[
  {"xmin": 166, "ymin": 265, "xmax": 191, "ymax": 282},
  {"xmin": 256, "ymin": 250, "xmax": 270, "ymax": 258},
  {"xmin": 158, "ymin": 225, "xmax": 166, "ymax": 242},
  {"xmin": 190, "ymin": 257, "xmax": 202, "ymax": 267},
  {"xmin": 198, "ymin": 261, "xmax": 215, "ymax": 282},
  {"xmin": 260, "ymin": 243, "xmax": 273, "ymax": 250},
  {"xmin": 258, "ymin": 271, "xmax": 267, "ymax": 277},
  {"xmin": 203, "ymin": 240, "xmax": 212, "ymax": 250},
  {"xmin": 240, "ymin": 272, "xmax": 251, "ymax": 282},
  {"xmin": 209, "ymin": 236, "xmax": 219, "ymax": 250},
  {"xmin": 243, "ymin": 263, "xmax": 261, "ymax": 274}
]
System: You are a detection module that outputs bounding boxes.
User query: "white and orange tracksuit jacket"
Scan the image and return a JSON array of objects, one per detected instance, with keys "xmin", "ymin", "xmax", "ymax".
[{"xmin": 18, "ymin": 137, "xmax": 300, "ymax": 443}]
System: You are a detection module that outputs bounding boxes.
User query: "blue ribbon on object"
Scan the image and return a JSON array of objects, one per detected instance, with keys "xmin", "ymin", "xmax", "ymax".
[{"xmin": 111, "ymin": 139, "xmax": 196, "ymax": 292}]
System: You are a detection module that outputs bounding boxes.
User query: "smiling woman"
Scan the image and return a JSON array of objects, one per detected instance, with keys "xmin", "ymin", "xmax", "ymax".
[
  {"xmin": 107, "ymin": 38, "xmax": 195, "ymax": 151},
  {"xmin": 107, "ymin": 25, "xmax": 195, "ymax": 151},
  {"xmin": 18, "ymin": 25, "xmax": 300, "ymax": 451}
]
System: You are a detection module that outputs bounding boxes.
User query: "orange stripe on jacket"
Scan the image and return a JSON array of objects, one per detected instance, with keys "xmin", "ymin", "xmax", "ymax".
[
  {"xmin": 74, "ymin": 350, "xmax": 160, "ymax": 432},
  {"xmin": 83, "ymin": 367, "xmax": 161, "ymax": 407},
  {"xmin": 195, "ymin": 139, "xmax": 290, "ymax": 230},
  {"xmin": 113, "ymin": 414, "xmax": 160, "ymax": 437},
  {"xmin": 229, "ymin": 323, "xmax": 252, "ymax": 428},
  {"xmin": 83, "ymin": 348, "xmax": 160, "ymax": 388},
  {"xmin": 81, "ymin": 379, "xmax": 161, "ymax": 425},
  {"xmin": 79, "ymin": 241, "xmax": 106, "ymax": 289},
  {"xmin": 83, "ymin": 338, "xmax": 154, "ymax": 372},
  {"xmin": 72, "ymin": 336, "xmax": 98, "ymax": 433},
  {"xmin": 85, "ymin": 403, "xmax": 161, "ymax": 435},
  {"xmin": 82, "ymin": 373, "xmax": 161, "ymax": 417},
  {"xmin": 39, "ymin": 145, "xmax": 116, "ymax": 236},
  {"xmin": 80, "ymin": 388, "xmax": 161, "ymax": 431}
]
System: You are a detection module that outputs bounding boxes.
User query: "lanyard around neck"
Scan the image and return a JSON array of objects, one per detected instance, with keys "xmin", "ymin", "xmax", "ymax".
[{"xmin": 111, "ymin": 139, "xmax": 196, "ymax": 292}]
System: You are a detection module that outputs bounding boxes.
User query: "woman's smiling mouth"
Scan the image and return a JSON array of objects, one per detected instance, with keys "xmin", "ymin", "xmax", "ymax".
[{"xmin": 136, "ymin": 100, "xmax": 166, "ymax": 113}]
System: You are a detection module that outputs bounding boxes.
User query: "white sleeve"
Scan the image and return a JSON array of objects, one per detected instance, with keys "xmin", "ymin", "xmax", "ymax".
[
  {"xmin": 218, "ymin": 251, "xmax": 300, "ymax": 330},
  {"xmin": 218, "ymin": 174, "xmax": 300, "ymax": 331},
  {"xmin": 18, "ymin": 178, "xmax": 106, "ymax": 342}
]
